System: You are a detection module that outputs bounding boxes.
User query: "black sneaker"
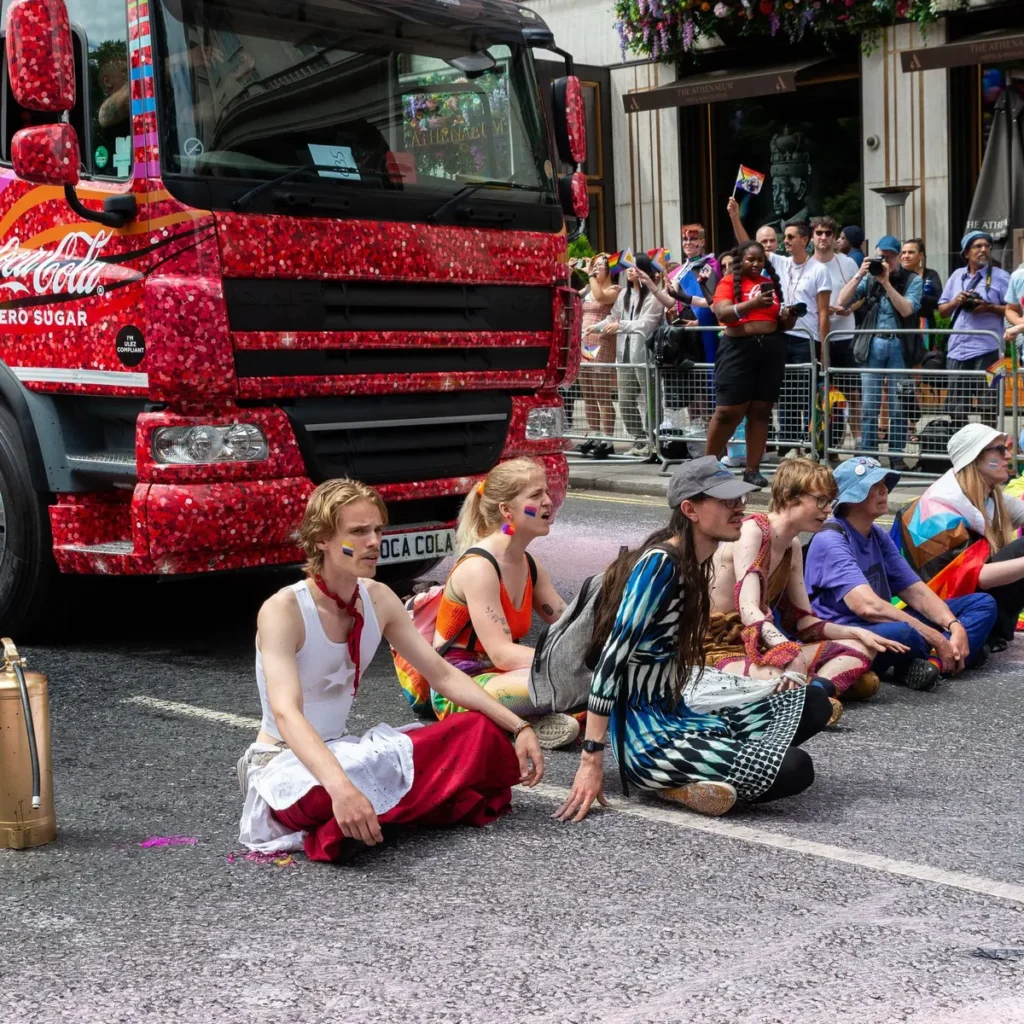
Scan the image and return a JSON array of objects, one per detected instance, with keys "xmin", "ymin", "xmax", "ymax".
[
  {"xmin": 743, "ymin": 470, "xmax": 769, "ymax": 488},
  {"xmin": 889, "ymin": 457, "xmax": 909, "ymax": 472},
  {"xmin": 903, "ymin": 658, "xmax": 939, "ymax": 692}
]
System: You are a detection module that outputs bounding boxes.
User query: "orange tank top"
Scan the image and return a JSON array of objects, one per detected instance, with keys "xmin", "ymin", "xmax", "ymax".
[{"xmin": 436, "ymin": 549, "xmax": 535, "ymax": 652}]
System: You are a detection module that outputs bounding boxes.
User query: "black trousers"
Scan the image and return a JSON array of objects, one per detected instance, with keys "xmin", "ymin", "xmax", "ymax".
[
  {"xmin": 752, "ymin": 686, "xmax": 832, "ymax": 804},
  {"xmin": 946, "ymin": 352, "xmax": 998, "ymax": 431},
  {"xmin": 985, "ymin": 535, "xmax": 1024, "ymax": 643}
]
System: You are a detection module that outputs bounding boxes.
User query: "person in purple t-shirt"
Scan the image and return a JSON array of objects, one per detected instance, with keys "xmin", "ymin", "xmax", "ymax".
[
  {"xmin": 938, "ymin": 230, "xmax": 1011, "ymax": 430},
  {"xmin": 804, "ymin": 457, "xmax": 997, "ymax": 692}
]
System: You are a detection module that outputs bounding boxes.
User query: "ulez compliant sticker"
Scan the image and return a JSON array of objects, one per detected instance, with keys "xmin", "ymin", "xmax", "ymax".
[{"xmin": 378, "ymin": 528, "xmax": 455, "ymax": 565}]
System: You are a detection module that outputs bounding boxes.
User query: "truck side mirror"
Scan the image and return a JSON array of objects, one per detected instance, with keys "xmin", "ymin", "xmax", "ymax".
[
  {"xmin": 5, "ymin": 0, "xmax": 76, "ymax": 112},
  {"xmin": 551, "ymin": 76, "xmax": 586, "ymax": 167},
  {"xmin": 12, "ymin": 123, "xmax": 79, "ymax": 186},
  {"xmin": 557, "ymin": 171, "xmax": 588, "ymax": 221}
]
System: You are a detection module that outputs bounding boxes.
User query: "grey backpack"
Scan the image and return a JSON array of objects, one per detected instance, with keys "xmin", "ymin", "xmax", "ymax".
[{"xmin": 527, "ymin": 571, "xmax": 605, "ymax": 714}]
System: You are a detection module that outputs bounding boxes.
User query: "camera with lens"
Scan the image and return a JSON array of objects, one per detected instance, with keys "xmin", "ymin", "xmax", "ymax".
[
  {"xmin": 868, "ymin": 258, "xmax": 885, "ymax": 277},
  {"xmin": 960, "ymin": 291, "xmax": 984, "ymax": 312}
]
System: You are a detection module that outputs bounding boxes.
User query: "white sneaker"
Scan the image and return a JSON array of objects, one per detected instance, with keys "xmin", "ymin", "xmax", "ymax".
[
  {"xmin": 625, "ymin": 441, "xmax": 648, "ymax": 457},
  {"xmin": 532, "ymin": 713, "xmax": 581, "ymax": 750}
]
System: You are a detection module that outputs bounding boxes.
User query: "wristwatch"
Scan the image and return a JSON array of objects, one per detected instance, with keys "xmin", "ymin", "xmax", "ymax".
[{"xmin": 582, "ymin": 739, "xmax": 606, "ymax": 754}]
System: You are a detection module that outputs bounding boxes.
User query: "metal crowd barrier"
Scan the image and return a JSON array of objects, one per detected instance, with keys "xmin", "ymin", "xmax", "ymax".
[
  {"xmin": 563, "ymin": 360, "xmax": 659, "ymax": 460},
  {"xmin": 821, "ymin": 328, "xmax": 1016, "ymax": 479},
  {"xmin": 655, "ymin": 325, "xmax": 818, "ymax": 472}
]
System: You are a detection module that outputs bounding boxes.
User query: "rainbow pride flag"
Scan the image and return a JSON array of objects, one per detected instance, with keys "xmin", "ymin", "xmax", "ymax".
[
  {"xmin": 986, "ymin": 355, "xmax": 1014, "ymax": 387},
  {"xmin": 735, "ymin": 164, "xmax": 766, "ymax": 195},
  {"xmin": 646, "ymin": 247, "xmax": 668, "ymax": 273}
]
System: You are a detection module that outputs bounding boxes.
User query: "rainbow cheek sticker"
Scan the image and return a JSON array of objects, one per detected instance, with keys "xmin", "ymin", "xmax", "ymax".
[
  {"xmin": 341, "ymin": 543, "xmax": 355, "ymax": 557},
  {"xmin": 524, "ymin": 506, "xmax": 538, "ymax": 517}
]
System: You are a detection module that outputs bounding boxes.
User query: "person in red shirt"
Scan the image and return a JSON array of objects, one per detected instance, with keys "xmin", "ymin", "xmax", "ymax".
[{"xmin": 707, "ymin": 240, "xmax": 797, "ymax": 487}]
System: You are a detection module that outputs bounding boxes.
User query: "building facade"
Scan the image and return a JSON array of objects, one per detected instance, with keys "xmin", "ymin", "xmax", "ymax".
[{"xmin": 533, "ymin": 0, "xmax": 1023, "ymax": 278}]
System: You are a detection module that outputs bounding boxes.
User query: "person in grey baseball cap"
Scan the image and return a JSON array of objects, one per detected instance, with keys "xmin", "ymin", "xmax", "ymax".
[{"xmin": 556, "ymin": 456, "xmax": 832, "ymax": 824}]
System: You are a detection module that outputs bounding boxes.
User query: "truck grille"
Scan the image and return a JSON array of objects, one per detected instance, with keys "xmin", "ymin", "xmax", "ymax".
[
  {"xmin": 224, "ymin": 280, "xmax": 553, "ymax": 333},
  {"xmin": 281, "ymin": 392, "xmax": 512, "ymax": 485}
]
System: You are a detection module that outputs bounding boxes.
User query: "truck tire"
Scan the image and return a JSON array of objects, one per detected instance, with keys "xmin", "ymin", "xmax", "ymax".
[{"xmin": 0, "ymin": 404, "xmax": 57, "ymax": 637}]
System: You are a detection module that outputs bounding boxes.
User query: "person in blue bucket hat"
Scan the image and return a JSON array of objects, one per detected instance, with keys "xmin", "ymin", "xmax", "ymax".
[
  {"xmin": 803, "ymin": 457, "xmax": 997, "ymax": 692},
  {"xmin": 938, "ymin": 229, "xmax": 1011, "ymax": 429},
  {"xmin": 836, "ymin": 237, "xmax": 923, "ymax": 472}
]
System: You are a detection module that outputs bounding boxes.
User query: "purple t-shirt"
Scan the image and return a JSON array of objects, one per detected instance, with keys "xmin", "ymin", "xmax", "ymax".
[
  {"xmin": 939, "ymin": 265, "xmax": 1011, "ymax": 361},
  {"xmin": 804, "ymin": 518, "xmax": 921, "ymax": 625}
]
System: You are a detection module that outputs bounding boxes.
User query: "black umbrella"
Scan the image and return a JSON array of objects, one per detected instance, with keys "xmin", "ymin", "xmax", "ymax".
[{"xmin": 966, "ymin": 87, "xmax": 1024, "ymax": 271}]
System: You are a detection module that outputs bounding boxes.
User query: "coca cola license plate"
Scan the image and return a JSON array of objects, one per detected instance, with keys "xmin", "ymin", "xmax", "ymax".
[{"xmin": 378, "ymin": 528, "xmax": 455, "ymax": 565}]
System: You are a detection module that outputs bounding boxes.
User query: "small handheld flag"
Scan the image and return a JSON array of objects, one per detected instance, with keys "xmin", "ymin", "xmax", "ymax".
[
  {"xmin": 646, "ymin": 247, "xmax": 667, "ymax": 273},
  {"xmin": 606, "ymin": 251, "xmax": 621, "ymax": 274},
  {"xmin": 733, "ymin": 164, "xmax": 766, "ymax": 197},
  {"xmin": 986, "ymin": 356, "xmax": 1014, "ymax": 388},
  {"xmin": 582, "ymin": 340, "xmax": 602, "ymax": 360},
  {"xmin": 618, "ymin": 247, "xmax": 635, "ymax": 269}
]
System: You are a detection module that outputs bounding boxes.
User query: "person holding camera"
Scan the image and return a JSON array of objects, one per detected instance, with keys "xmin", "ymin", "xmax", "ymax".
[
  {"xmin": 836, "ymin": 236, "xmax": 922, "ymax": 471},
  {"xmin": 937, "ymin": 231, "xmax": 1010, "ymax": 430}
]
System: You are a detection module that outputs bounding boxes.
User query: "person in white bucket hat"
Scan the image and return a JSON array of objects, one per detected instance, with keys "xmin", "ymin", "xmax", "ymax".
[{"xmin": 892, "ymin": 423, "xmax": 1024, "ymax": 648}]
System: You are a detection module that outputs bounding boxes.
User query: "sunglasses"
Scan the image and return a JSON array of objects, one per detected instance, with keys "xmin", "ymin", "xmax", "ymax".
[
  {"xmin": 983, "ymin": 444, "xmax": 1011, "ymax": 457},
  {"xmin": 806, "ymin": 493, "xmax": 838, "ymax": 511},
  {"xmin": 813, "ymin": 230, "xmax": 834, "ymax": 237}
]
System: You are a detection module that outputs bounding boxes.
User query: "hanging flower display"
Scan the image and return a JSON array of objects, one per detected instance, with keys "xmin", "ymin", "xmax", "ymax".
[{"xmin": 613, "ymin": 0, "xmax": 969, "ymax": 62}]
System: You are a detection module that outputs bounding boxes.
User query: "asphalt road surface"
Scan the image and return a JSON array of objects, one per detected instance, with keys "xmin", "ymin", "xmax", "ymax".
[{"xmin": 4, "ymin": 490, "xmax": 1024, "ymax": 1024}]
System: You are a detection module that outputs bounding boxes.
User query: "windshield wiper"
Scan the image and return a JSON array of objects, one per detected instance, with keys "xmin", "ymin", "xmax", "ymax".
[
  {"xmin": 232, "ymin": 165, "xmax": 351, "ymax": 212},
  {"xmin": 426, "ymin": 180, "xmax": 543, "ymax": 224}
]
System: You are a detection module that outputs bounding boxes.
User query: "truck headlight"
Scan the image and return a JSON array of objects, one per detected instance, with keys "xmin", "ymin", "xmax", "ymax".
[
  {"xmin": 152, "ymin": 424, "xmax": 269, "ymax": 465},
  {"xmin": 525, "ymin": 406, "xmax": 565, "ymax": 440}
]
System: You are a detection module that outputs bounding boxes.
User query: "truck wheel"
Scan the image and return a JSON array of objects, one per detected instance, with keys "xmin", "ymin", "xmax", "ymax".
[{"xmin": 0, "ymin": 405, "xmax": 56, "ymax": 637}]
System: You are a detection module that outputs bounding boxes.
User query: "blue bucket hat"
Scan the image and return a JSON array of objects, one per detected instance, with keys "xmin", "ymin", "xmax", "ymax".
[
  {"xmin": 961, "ymin": 229, "xmax": 993, "ymax": 255},
  {"xmin": 833, "ymin": 457, "xmax": 901, "ymax": 510},
  {"xmin": 876, "ymin": 235, "xmax": 901, "ymax": 254}
]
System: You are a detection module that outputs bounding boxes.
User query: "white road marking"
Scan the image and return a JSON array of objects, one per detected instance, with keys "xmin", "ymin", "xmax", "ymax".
[
  {"xmin": 525, "ymin": 783, "xmax": 1024, "ymax": 907},
  {"xmin": 123, "ymin": 695, "xmax": 261, "ymax": 730},
  {"xmin": 124, "ymin": 694, "xmax": 1024, "ymax": 907}
]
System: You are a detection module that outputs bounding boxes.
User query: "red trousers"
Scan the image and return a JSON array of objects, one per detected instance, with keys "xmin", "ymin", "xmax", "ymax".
[{"xmin": 272, "ymin": 712, "xmax": 520, "ymax": 862}]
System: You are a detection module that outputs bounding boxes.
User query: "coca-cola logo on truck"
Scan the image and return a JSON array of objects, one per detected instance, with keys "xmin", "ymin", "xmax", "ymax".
[
  {"xmin": 0, "ymin": 229, "xmax": 142, "ymax": 330},
  {"xmin": 0, "ymin": 229, "xmax": 114, "ymax": 297}
]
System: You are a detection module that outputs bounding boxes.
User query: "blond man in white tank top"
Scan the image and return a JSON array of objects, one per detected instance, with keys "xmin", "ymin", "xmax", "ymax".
[{"xmin": 239, "ymin": 479, "xmax": 543, "ymax": 862}]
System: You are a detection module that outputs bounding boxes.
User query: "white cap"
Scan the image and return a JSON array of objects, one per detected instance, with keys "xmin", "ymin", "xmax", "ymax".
[{"xmin": 947, "ymin": 423, "xmax": 1008, "ymax": 473}]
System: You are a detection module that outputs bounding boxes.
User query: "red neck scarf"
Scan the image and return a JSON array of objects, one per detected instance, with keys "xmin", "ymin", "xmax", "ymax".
[{"xmin": 313, "ymin": 574, "xmax": 364, "ymax": 694}]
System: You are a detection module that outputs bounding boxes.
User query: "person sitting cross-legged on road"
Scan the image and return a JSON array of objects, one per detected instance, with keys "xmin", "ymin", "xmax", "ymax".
[
  {"xmin": 431, "ymin": 457, "xmax": 582, "ymax": 749},
  {"xmin": 238, "ymin": 478, "xmax": 543, "ymax": 863},
  {"xmin": 892, "ymin": 423, "xmax": 1024, "ymax": 649},
  {"xmin": 556, "ymin": 457, "xmax": 833, "ymax": 823},
  {"xmin": 707, "ymin": 458, "xmax": 904, "ymax": 723},
  {"xmin": 804, "ymin": 458, "xmax": 997, "ymax": 693}
]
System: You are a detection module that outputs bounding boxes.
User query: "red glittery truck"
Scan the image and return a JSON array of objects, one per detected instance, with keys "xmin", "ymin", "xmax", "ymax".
[{"xmin": 0, "ymin": 0, "xmax": 588, "ymax": 632}]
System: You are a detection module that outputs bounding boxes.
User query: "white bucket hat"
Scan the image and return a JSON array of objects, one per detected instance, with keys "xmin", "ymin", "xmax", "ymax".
[{"xmin": 947, "ymin": 423, "xmax": 1009, "ymax": 473}]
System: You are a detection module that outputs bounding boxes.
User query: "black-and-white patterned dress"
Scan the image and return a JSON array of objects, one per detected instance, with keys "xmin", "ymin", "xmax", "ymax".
[{"xmin": 589, "ymin": 548, "xmax": 805, "ymax": 801}]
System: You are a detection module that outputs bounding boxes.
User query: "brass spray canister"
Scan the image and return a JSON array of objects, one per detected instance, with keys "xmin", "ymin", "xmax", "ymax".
[{"xmin": 0, "ymin": 639, "xmax": 55, "ymax": 848}]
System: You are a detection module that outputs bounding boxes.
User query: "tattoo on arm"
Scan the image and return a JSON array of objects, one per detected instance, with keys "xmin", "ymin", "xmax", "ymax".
[
  {"xmin": 542, "ymin": 603, "xmax": 554, "ymax": 616},
  {"xmin": 485, "ymin": 604, "xmax": 512, "ymax": 637}
]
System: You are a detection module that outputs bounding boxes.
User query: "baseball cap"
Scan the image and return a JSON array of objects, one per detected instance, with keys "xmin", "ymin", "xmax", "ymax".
[
  {"xmin": 833, "ymin": 457, "xmax": 901, "ymax": 509},
  {"xmin": 948, "ymin": 423, "xmax": 1008, "ymax": 472},
  {"xmin": 960, "ymin": 229, "xmax": 994, "ymax": 255},
  {"xmin": 841, "ymin": 225, "xmax": 864, "ymax": 249},
  {"xmin": 667, "ymin": 456, "xmax": 760, "ymax": 507},
  {"xmin": 876, "ymin": 235, "xmax": 901, "ymax": 254}
]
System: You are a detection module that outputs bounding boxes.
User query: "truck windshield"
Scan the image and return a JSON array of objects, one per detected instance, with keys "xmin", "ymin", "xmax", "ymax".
[{"xmin": 153, "ymin": 0, "xmax": 557, "ymax": 219}]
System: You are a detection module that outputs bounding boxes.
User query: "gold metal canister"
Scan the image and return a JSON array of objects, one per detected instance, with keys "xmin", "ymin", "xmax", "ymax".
[{"xmin": 0, "ymin": 639, "xmax": 56, "ymax": 849}]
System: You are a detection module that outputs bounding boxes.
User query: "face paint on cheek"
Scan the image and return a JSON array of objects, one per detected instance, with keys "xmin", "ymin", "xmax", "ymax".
[
  {"xmin": 341, "ymin": 543, "xmax": 355, "ymax": 557},
  {"xmin": 523, "ymin": 506, "xmax": 538, "ymax": 517},
  {"xmin": 987, "ymin": 461, "xmax": 1002, "ymax": 470}
]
